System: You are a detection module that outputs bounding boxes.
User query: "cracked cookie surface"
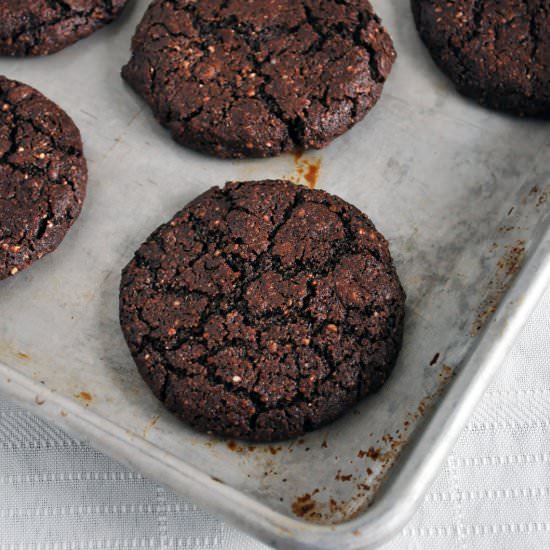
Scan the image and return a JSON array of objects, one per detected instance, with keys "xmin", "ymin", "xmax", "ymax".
[
  {"xmin": 412, "ymin": 0, "xmax": 550, "ymax": 117},
  {"xmin": 120, "ymin": 180, "xmax": 405, "ymax": 442},
  {"xmin": 0, "ymin": 0, "xmax": 129, "ymax": 56},
  {"xmin": 0, "ymin": 76, "xmax": 87, "ymax": 280},
  {"xmin": 121, "ymin": 0, "xmax": 396, "ymax": 158}
]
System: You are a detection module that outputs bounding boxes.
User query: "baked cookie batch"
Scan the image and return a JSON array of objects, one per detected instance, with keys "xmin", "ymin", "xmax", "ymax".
[{"xmin": 0, "ymin": 0, "xmax": 548, "ymax": 442}]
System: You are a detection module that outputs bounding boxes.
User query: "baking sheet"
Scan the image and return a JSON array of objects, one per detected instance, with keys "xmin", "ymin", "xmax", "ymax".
[{"xmin": 0, "ymin": 1, "xmax": 549, "ymax": 548}]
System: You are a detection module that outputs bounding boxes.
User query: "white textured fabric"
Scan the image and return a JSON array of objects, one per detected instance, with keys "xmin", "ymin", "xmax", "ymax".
[{"xmin": 0, "ymin": 285, "xmax": 548, "ymax": 550}]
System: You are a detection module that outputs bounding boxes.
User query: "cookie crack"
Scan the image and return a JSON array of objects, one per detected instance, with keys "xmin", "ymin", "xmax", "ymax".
[{"xmin": 2, "ymin": 104, "xmax": 83, "ymax": 194}]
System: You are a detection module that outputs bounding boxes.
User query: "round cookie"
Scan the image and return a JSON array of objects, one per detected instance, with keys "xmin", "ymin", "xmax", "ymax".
[
  {"xmin": 120, "ymin": 180, "xmax": 405, "ymax": 442},
  {"xmin": 121, "ymin": 0, "xmax": 396, "ymax": 158},
  {"xmin": 0, "ymin": 0, "xmax": 129, "ymax": 56},
  {"xmin": 0, "ymin": 76, "xmax": 87, "ymax": 280},
  {"xmin": 412, "ymin": 0, "xmax": 550, "ymax": 117}
]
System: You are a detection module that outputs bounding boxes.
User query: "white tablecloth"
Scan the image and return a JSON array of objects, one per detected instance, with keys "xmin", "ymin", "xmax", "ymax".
[{"xmin": 1, "ymin": 285, "xmax": 549, "ymax": 550}]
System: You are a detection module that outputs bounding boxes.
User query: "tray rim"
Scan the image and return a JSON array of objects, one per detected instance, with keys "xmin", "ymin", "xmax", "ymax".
[{"xmin": 0, "ymin": 219, "xmax": 548, "ymax": 549}]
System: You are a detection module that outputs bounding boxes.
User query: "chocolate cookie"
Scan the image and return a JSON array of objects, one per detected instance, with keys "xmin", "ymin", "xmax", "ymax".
[
  {"xmin": 0, "ymin": 0, "xmax": 129, "ymax": 56},
  {"xmin": 121, "ymin": 0, "xmax": 396, "ymax": 158},
  {"xmin": 0, "ymin": 76, "xmax": 87, "ymax": 280},
  {"xmin": 412, "ymin": 0, "xmax": 550, "ymax": 117},
  {"xmin": 120, "ymin": 180, "xmax": 405, "ymax": 442}
]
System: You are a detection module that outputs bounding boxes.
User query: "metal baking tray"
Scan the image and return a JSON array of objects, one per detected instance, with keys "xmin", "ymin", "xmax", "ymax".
[{"xmin": 0, "ymin": 1, "xmax": 549, "ymax": 548}]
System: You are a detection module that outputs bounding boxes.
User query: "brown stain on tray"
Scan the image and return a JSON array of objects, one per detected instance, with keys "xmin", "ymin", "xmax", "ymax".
[
  {"xmin": 289, "ymin": 363, "xmax": 457, "ymax": 524},
  {"xmin": 292, "ymin": 490, "xmax": 320, "ymax": 519},
  {"xmin": 291, "ymin": 152, "xmax": 322, "ymax": 189},
  {"xmin": 528, "ymin": 184, "xmax": 549, "ymax": 208},
  {"xmin": 303, "ymin": 160, "xmax": 321, "ymax": 189},
  {"xmin": 471, "ymin": 239, "xmax": 526, "ymax": 336},
  {"xmin": 227, "ymin": 440, "xmax": 240, "ymax": 452},
  {"xmin": 226, "ymin": 440, "xmax": 283, "ymax": 455},
  {"xmin": 75, "ymin": 391, "xmax": 93, "ymax": 406},
  {"xmin": 293, "ymin": 151, "xmax": 304, "ymax": 163},
  {"xmin": 143, "ymin": 414, "xmax": 161, "ymax": 438},
  {"xmin": 290, "ymin": 487, "xmax": 372, "ymax": 524}
]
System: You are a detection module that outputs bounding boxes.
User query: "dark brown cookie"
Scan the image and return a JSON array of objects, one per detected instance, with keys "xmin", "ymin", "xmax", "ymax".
[
  {"xmin": 0, "ymin": 0, "xmax": 129, "ymax": 56},
  {"xmin": 412, "ymin": 0, "xmax": 550, "ymax": 117},
  {"xmin": 0, "ymin": 76, "xmax": 87, "ymax": 280},
  {"xmin": 120, "ymin": 180, "xmax": 405, "ymax": 442},
  {"xmin": 121, "ymin": 0, "xmax": 396, "ymax": 158}
]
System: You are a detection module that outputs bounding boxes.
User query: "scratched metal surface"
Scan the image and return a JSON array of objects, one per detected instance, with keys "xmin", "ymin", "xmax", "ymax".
[{"xmin": 0, "ymin": 1, "xmax": 549, "ymax": 549}]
